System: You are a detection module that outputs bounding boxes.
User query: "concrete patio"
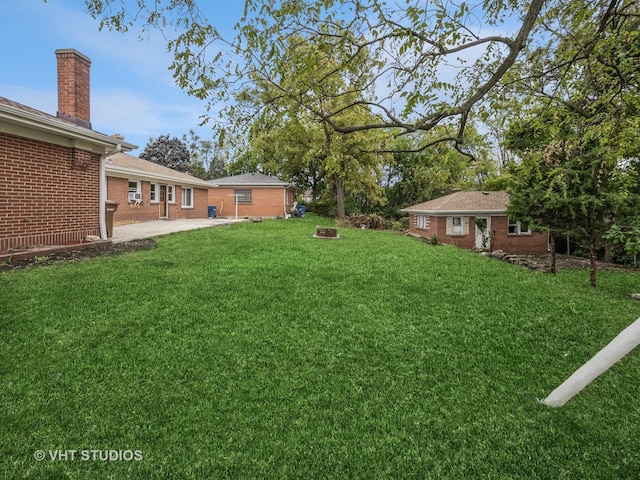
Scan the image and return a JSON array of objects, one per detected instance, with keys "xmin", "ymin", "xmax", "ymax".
[{"xmin": 111, "ymin": 218, "xmax": 247, "ymax": 243}]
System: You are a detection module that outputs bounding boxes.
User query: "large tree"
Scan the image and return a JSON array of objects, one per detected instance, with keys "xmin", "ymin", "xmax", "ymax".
[
  {"xmin": 227, "ymin": 34, "xmax": 390, "ymax": 218},
  {"xmin": 500, "ymin": 0, "xmax": 640, "ymax": 287},
  {"xmin": 82, "ymin": 0, "xmax": 549, "ymax": 151},
  {"xmin": 139, "ymin": 134, "xmax": 194, "ymax": 175}
]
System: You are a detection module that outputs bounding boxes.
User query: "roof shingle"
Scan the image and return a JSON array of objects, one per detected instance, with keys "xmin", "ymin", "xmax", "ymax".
[{"xmin": 401, "ymin": 191, "xmax": 509, "ymax": 214}]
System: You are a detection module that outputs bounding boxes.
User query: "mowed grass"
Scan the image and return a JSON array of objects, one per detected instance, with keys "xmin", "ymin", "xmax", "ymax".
[{"xmin": 1, "ymin": 215, "xmax": 639, "ymax": 479}]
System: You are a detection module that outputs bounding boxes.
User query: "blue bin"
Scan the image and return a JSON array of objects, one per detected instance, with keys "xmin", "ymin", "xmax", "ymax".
[
  {"xmin": 208, "ymin": 205, "xmax": 217, "ymax": 218},
  {"xmin": 297, "ymin": 205, "xmax": 306, "ymax": 217}
]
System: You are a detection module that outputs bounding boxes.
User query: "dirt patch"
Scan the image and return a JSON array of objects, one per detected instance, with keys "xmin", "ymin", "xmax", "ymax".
[{"xmin": 0, "ymin": 238, "xmax": 157, "ymax": 272}]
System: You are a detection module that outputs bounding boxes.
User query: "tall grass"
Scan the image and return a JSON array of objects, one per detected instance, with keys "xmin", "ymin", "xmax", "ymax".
[{"xmin": 1, "ymin": 216, "xmax": 639, "ymax": 479}]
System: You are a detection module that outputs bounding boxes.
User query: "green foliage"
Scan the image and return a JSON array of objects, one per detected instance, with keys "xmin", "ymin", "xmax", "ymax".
[
  {"xmin": 182, "ymin": 130, "xmax": 229, "ymax": 180},
  {"xmin": 604, "ymin": 223, "xmax": 640, "ymax": 268},
  {"xmin": 139, "ymin": 134, "xmax": 194, "ymax": 175}
]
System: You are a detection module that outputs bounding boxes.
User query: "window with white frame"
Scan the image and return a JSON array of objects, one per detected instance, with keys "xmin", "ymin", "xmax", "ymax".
[
  {"xmin": 234, "ymin": 189, "xmax": 252, "ymax": 204},
  {"xmin": 181, "ymin": 187, "xmax": 193, "ymax": 208},
  {"xmin": 417, "ymin": 215, "xmax": 429, "ymax": 230},
  {"xmin": 508, "ymin": 218, "xmax": 531, "ymax": 235},
  {"xmin": 167, "ymin": 185, "xmax": 175, "ymax": 203},
  {"xmin": 150, "ymin": 183, "xmax": 159, "ymax": 202},
  {"xmin": 128, "ymin": 180, "xmax": 141, "ymax": 201},
  {"xmin": 452, "ymin": 216, "xmax": 463, "ymax": 235}
]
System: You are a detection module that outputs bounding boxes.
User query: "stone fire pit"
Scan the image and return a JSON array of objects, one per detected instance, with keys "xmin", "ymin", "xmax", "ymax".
[{"xmin": 313, "ymin": 228, "xmax": 340, "ymax": 239}]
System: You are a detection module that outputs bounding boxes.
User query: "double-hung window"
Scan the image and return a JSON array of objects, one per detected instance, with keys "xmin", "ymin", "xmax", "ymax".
[
  {"xmin": 452, "ymin": 216, "xmax": 463, "ymax": 235},
  {"xmin": 417, "ymin": 215, "xmax": 429, "ymax": 230},
  {"xmin": 181, "ymin": 187, "xmax": 193, "ymax": 208},
  {"xmin": 150, "ymin": 183, "xmax": 159, "ymax": 202},
  {"xmin": 167, "ymin": 185, "xmax": 175, "ymax": 203}
]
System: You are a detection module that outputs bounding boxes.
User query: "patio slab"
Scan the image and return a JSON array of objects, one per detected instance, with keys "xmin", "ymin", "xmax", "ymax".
[{"xmin": 111, "ymin": 218, "xmax": 247, "ymax": 243}]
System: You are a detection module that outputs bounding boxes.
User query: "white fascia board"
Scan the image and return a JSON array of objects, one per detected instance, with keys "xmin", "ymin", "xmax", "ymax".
[
  {"xmin": 401, "ymin": 209, "xmax": 506, "ymax": 216},
  {"xmin": 106, "ymin": 165, "xmax": 211, "ymax": 189},
  {"xmin": 0, "ymin": 103, "xmax": 137, "ymax": 153}
]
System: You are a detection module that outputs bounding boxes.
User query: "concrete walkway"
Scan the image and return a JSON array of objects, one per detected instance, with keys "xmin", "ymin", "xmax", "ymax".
[{"xmin": 111, "ymin": 218, "xmax": 246, "ymax": 243}]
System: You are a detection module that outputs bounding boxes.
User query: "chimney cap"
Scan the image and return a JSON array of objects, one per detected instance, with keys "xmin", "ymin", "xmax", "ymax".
[{"xmin": 55, "ymin": 48, "xmax": 92, "ymax": 64}]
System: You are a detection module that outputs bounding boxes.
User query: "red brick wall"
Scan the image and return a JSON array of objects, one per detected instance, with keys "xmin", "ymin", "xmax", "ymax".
[
  {"xmin": 490, "ymin": 216, "xmax": 549, "ymax": 254},
  {"xmin": 408, "ymin": 213, "xmax": 549, "ymax": 254},
  {"xmin": 0, "ymin": 133, "xmax": 100, "ymax": 251},
  {"xmin": 208, "ymin": 187, "xmax": 292, "ymax": 218},
  {"xmin": 107, "ymin": 176, "xmax": 208, "ymax": 222},
  {"xmin": 56, "ymin": 49, "xmax": 91, "ymax": 124}
]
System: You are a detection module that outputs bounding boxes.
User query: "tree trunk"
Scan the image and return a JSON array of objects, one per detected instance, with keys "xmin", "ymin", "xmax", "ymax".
[
  {"xmin": 589, "ymin": 236, "xmax": 597, "ymax": 288},
  {"xmin": 335, "ymin": 174, "xmax": 346, "ymax": 219},
  {"xmin": 550, "ymin": 234, "xmax": 556, "ymax": 275}
]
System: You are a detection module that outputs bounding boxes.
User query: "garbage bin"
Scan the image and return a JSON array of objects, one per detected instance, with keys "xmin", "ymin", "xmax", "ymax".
[
  {"xmin": 208, "ymin": 205, "xmax": 217, "ymax": 218},
  {"xmin": 105, "ymin": 200, "xmax": 119, "ymax": 238},
  {"xmin": 297, "ymin": 205, "xmax": 306, "ymax": 217}
]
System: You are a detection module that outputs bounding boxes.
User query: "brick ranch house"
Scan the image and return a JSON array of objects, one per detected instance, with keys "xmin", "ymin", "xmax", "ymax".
[
  {"xmin": 402, "ymin": 190, "xmax": 550, "ymax": 254},
  {"xmin": 207, "ymin": 173, "xmax": 296, "ymax": 218},
  {"xmin": 105, "ymin": 152, "xmax": 211, "ymax": 223},
  {"xmin": 0, "ymin": 49, "xmax": 136, "ymax": 252}
]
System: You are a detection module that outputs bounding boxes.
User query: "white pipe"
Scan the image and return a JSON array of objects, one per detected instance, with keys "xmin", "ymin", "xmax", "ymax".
[{"xmin": 540, "ymin": 316, "xmax": 640, "ymax": 407}]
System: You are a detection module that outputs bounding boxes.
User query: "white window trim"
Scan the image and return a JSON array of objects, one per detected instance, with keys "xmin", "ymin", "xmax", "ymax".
[
  {"xmin": 181, "ymin": 187, "xmax": 194, "ymax": 208},
  {"xmin": 167, "ymin": 185, "xmax": 175, "ymax": 204},
  {"xmin": 128, "ymin": 180, "xmax": 141, "ymax": 202},
  {"xmin": 416, "ymin": 214, "xmax": 429, "ymax": 230},
  {"xmin": 150, "ymin": 183, "xmax": 159, "ymax": 203},
  {"xmin": 508, "ymin": 218, "xmax": 531, "ymax": 235},
  {"xmin": 452, "ymin": 216, "xmax": 463, "ymax": 235}
]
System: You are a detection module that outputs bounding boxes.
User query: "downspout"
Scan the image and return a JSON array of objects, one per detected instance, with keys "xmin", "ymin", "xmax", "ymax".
[
  {"xmin": 283, "ymin": 187, "xmax": 287, "ymax": 218},
  {"xmin": 99, "ymin": 144, "xmax": 122, "ymax": 239}
]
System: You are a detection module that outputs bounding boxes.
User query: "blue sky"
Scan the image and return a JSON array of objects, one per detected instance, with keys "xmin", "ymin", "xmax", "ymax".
[{"xmin": 0, "ymin": 0, "xmax": 245, "ymax": 153}]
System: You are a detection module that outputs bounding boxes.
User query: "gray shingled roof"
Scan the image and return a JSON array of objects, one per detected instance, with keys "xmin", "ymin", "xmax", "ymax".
[
  {"xmin": 208, "ymin": 172, "xmax": 289, "ymax": 187},
  {"xmin": 401, "ymin": 191, "xmax": 509, "ymax": 215},
  {"xmin": 105, "ymin": 152, "xmax": 211, "ymax": 188}
]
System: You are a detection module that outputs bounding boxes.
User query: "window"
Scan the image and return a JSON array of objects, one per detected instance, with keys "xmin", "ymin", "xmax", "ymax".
[
  {"xmin": 508, "ymin": 218, "xmax": 531, "ymax": 235},
  {"xmin": 234, "ymin": 189, "xmax": 252, "ymax": 204},
  {"xmin": 417, "ymin": 215, "xmax": 429, "ymax": 230},
  {"xmin": 150, "ymin": 183, "xmax": 159, "ymax": 202},
  {"xmin": 167, "ymin": 185, "xmax": 175, "ymax": 203},
  {"xmin": 128, "ymin": 180, "xmax": 141, "ymax": 201},
  {"xmin": 452, "ymin": 216, "xmax": 463, "ymax": 235},
  {"xmin": 181, "ymin": 187, "xmax": 193, "ymax": 208}
]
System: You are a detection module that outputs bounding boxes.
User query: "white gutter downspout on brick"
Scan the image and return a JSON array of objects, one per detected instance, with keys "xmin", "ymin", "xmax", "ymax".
[{"xmin": 99, "ymin": 144, "xmax": 122, "ymax": 239}]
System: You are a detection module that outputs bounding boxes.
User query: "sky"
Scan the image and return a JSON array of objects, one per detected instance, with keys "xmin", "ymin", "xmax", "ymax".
[{"xmin": 0, "ymin": 0, "xmax": 245, "ymax": 153}]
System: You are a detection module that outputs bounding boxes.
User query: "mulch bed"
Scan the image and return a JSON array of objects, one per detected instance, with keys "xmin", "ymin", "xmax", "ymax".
[{"xmin": 0, "ymin": 238, "xmax": 157, "ymax": 272}]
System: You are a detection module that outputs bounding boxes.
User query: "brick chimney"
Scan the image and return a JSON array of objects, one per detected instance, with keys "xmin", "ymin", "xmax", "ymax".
[{"xmin": 55, "ymin": 49, "xmax": 92, "ymax": 129}]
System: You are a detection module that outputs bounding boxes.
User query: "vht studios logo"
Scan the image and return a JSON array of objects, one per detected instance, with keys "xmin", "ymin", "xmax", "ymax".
[{"xmin": 34, "ymin": 449, "xmax": 143, "ymax": 462}]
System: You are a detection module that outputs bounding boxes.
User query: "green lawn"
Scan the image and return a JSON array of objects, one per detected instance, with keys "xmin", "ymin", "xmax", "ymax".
[{"xmin": 2, "ymin": 215, "xmax": 639, "ymax": 479}]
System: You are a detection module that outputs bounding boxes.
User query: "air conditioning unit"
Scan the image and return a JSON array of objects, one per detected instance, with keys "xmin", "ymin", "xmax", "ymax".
[{"xmin": 129, "ymin": 192, "xmax": 142, "ymax": 201}]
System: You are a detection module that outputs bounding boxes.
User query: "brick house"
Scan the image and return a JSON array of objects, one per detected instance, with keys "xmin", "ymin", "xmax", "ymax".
[
  {"xmin": 106, "ymin": 153, "xmax": 211, "ymax": 223},
  {"xmin": 401, "ymin": 190, "xmax": 549, "ymax": 254},
  {"xmin": 0, "ymin": 49, "xmax": 136, "ymax": 252},
  {"xmin": 208, "ymin": 173, "xmax": 296, "ymax": 218}
]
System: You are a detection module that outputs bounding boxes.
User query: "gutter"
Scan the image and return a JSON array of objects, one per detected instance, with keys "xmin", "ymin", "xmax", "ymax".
[{"xmin": 0, "ymin": 102, "xmax": 137, "ymax": 151}]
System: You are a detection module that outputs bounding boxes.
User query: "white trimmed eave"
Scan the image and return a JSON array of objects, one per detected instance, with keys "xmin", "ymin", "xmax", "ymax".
[
  {"xmin": 106, "ymin": 164, "xmax": 211, "ymax": 189},
  {"xmin": 208, "ymin": 182, "xmax": 290, "ymax": 189},
  {"xmin": 0, "ymin": 103, "xmax": 137, "ymax": 154},
  {"xmin": 401, "ymin": 209, "xmax": 506, "ymax": 216}
]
